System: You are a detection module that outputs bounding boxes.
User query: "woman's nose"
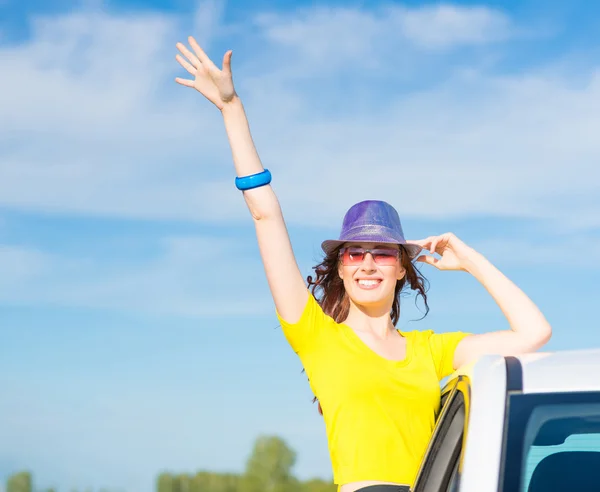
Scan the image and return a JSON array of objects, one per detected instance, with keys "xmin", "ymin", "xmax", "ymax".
[{"xmin": 361, "ymin": 252, "xmax": 377, "ymax": 270}]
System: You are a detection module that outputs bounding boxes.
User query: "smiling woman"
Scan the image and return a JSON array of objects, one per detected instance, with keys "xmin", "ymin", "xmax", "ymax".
[
  {"xmin": 306, "ymin": 202, "xmax": 429, "ymax": 332},
  {"xmin": 174, "ymin": 35, "xmax": 553, "ymax": 492}
]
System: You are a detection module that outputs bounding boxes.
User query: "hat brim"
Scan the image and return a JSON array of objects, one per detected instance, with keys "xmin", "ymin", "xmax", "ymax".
[{"xmin": 321, "ymin": 239, "xmax": 423, "ymax": 260}]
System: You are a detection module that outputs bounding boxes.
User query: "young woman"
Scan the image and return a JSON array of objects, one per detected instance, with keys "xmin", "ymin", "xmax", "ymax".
[{"xmin": 175, "ymin": 36, "xmax": 552, "ymax": 492}]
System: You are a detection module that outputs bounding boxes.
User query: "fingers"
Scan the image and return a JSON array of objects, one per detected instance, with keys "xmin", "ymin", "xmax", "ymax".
[
  {"xmin": 175, "ymin": 77, "xmax": 195, "ymax": 88},
  {"xmin": 188, "ymin": 36, "xmax": 218, "ymax": 71},
  {"xmin": 175, "ymin": 54, "xmax": 197, "ymax": 76},
  {"xmin": 406, "ymin": 238, "xmax": 429, "ymax": 247},
  {"xmin": 176, "ymin": 42, "xmax": 201, "ymax": 70},
  {"xmin": 407, "ymin": 236, "xmax": 435, "ymax": 250},
  {"xmin": 222, "ymin": 50, "xmax": 232, "ymax": 74},
  {"xmin": 409, "ymin": 234, "xmax": 450, "ymax": 254},
  {"xmin": 433, "ymin": 233, "xmax": 456, "ymax": 254},
  {"xmin": 429, "ymin": 237, "xmax": 441, "ymax": 254},
  {"xmin": 416, "ymin": 255, "xmax": 439, "ymax": 268}
]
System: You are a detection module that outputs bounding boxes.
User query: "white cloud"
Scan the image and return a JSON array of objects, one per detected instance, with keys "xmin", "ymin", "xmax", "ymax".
[
  {"xmin": 0, "ymin": 236, "xmax": 272, "ymax": 317},
  {"xmin": 0, "ymin": 2, "xmax": 598, "ymax": 233},
  {"xmin": 255, "ymin": 7, "xmax": 380, "ymax": 67},
  {"xmin": 193, "ymin": 0, "xmax": 227, "ymax": 49},
  {"xmin": 252, "ymin": 66, "xmax": 600, "ymax": 231},
  {"xmin": 0, "ymin": 246, "xmax": 50, "ymax": 281},
  {"xmin": 2, "ymin": 11, "xmax": 175, "ymax": 135},
  {"xmin": 394, "ymin": 4, "xmax": 513, "ymax": 49},
  {"xmin": 471, "ymin": 235, "xmax": 600, "ymax": 269},
  {"xmin": 256, "ymin": 3, "xmax": 514, "ymax": 63},
  {"xmin": 0, "ymin": 3, "xmax": 237, "ymax": 221}
]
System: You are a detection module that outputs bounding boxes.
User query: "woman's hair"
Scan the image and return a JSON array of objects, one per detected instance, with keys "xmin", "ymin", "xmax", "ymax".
[{"xmin": 305, "ymin": 244, "xmax": 430, "ymax": 414}]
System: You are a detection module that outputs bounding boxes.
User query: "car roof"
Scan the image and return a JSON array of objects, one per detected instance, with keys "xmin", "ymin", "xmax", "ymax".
[
  {"xmin": 516, "ymin": 348, "xmax": 600, "ymax": 394},
  {"xmin": 449, "ymin": 349, "xmax": 600, "ymax": 395}
]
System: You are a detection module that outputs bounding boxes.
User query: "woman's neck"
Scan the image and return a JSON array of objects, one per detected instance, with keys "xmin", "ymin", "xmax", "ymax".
[{"xmin": 343, "ymin": 300, "xmax": 397, "ymax": 339}]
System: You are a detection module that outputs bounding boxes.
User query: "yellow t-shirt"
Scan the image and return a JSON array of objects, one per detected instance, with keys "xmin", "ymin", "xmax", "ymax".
[{"xmin": 277, "ymin": 292, "xmax": 470, "ymax": 487}]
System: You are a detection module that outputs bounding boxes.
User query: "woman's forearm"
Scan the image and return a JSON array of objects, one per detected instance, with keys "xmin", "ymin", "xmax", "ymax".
[
  {"xmin": 221, "ymin": 96, "xmax": 264, "ymax": 176},
  {"xmin": 220, "ymin": 96, "xmax": 280, "ymax": 220},
  {"xmin": 464, "ymin": 250, "xmax": 552, "ymax": 346}
]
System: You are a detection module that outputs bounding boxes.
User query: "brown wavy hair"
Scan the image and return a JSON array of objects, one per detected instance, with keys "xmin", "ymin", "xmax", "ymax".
[{"xmin": 305, "ymin": 244, "xmax": 430, "ymax": 414}]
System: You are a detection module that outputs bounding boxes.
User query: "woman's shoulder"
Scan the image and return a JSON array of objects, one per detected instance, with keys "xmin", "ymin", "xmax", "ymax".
[
  {"xmin": 401, "ymin": 328, "xmax": 471, "ymax": 356},
  {"xmin": 277, "ymin": 290, "xmax": 339, "ymax": 353},
  {"xmin": 401, "ymin": 328, "xmax": 468, "ymax": 341},
  {"xmin": 400, "ymin": 328, "xmax": 436, "ymax": 341}
]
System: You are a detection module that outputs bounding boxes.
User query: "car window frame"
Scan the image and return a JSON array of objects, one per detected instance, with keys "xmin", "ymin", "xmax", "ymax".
[
  {"xmin": 499, "ymin": 391, "xmax": 600, "ymax": 492},
  {"xmin": 413, "ymin": 376, "xmax": 471, "ymax": 492}
]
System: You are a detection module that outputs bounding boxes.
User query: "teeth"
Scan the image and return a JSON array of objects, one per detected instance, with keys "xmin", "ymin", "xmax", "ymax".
[{"xmin": 358, "ymin": 280, "xmax": 380, "ymax": 286}]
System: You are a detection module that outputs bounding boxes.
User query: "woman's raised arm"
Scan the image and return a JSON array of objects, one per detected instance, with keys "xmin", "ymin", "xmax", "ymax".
[
  {"xmin": 175, "ymin": 36, "xmax": 308, "ymax": 322},
  {"xmin": 407, "ymin": 233, "xmax": 552, "ymax": 368}
]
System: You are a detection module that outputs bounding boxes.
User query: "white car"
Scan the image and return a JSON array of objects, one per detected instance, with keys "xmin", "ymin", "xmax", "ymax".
[{"xmin": 412, "ymin": 349, "xmax": 600, "ymax": 492}]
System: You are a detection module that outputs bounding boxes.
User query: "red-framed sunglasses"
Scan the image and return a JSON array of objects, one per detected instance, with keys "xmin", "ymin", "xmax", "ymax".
[{"xmin": 339, "ymin": 247, "xmax": 401, "ymax": 266}]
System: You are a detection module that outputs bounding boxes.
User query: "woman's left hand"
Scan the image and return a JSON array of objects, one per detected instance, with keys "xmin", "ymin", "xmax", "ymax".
[{"xmin": 406, "ymin": 233, "xmax": 477, "ymax": 271}]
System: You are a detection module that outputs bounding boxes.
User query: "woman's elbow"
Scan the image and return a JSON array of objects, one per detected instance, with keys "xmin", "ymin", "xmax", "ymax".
[
  {"xmin": 530, "ymin": 322, "xmax": 552, "ymax": 351},
  {"xmin": 541, "ymin": 322, "xmax": 553, "ymax": 345}
]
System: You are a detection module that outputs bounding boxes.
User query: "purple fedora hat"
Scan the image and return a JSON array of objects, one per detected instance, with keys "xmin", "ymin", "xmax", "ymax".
[{"xmin": 321, "ymin": 200, "xmax": 422, "ymax": 259}]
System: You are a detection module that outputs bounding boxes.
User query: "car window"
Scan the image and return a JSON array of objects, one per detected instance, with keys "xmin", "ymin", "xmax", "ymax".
[
  {"xmin": 446, "ymin": 455, "xmax": 460, "ymax": 492},
  {"xmin": 501, "ymin": 393, "xmax": 600, "ymax": 492},
  {"xmin": 524, "ymin": 432, "xmax": 600, "ymax": 489},
  {"xmin": 413, "ymin": 379, "xmax": 468, "ymax": 492}
]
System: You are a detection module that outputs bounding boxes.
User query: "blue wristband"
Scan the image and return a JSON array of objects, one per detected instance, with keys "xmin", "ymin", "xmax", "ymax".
[{"xmin": 235, "ymin": 169, "xmax": 272, "ymax": 191}]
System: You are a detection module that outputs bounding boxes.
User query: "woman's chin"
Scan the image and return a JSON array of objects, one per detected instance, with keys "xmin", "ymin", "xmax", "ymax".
[{"xmin": 348, "ymin": 284, "xmax": 394, "ymax": 306}]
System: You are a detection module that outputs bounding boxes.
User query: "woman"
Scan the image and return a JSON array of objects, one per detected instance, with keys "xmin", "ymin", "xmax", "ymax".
[{"xmin": 174, "ymin": 36, "xmax": 552, "ymax": 492}]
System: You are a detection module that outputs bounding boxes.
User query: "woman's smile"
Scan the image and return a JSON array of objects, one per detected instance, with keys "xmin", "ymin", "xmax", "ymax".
[{"xmin": 356, "ymin": 278, "xmax": 383, "ymax": 290}]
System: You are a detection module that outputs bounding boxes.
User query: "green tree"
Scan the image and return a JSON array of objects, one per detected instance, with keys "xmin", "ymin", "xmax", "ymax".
[
  {"xmin": 189, "ymin": 471, "xmax": 240, "ymax": 492},
  {"xmin": 157, "ymin": 472, "xmax": 175, "ymax": 492},
  {"xmin": 6, "ymin": 471, "xmax": 32, "ymax": 492},
  {"xmin": 301, "ymin": 478, "xmax": 337, "ymax": 492},
  {"xmin": 175, "ymin": 473, "xmax": 192, "ymax": 492},
  {"xmin": 190, "ymin": 471, "xmax": 240, "ymax": 492},
  {"xmin": 240, "ymin": 435, "xmax": 300, "ymax": 492},
  {"xmin": 218, "ymin": 472, "xmax": 241, "ymax": 492}
]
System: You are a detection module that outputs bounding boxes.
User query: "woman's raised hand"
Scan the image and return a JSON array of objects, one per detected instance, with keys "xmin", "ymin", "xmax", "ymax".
[
  {"xmin": 407, "ymin": 233, "xmax": 477, "ymax": 271},
  {"xmin": 175, "ymin": 36, "xmax": 236, "ymax": 110}
]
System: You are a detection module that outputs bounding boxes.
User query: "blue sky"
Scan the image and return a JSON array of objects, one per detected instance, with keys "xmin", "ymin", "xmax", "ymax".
[{"xmin": 1, "ymin": 0, "xmax": 600, "ymax": 490}]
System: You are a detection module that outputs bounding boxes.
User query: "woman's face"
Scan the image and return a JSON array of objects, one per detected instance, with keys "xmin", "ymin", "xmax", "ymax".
[{"xmin": 338, "ymin": 242, "xmax": 406, "ymax": 309}]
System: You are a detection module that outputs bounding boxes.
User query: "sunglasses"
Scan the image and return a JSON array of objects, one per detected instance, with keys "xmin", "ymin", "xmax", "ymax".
[{"xmin": 339, "ymin": 247, "xmax": 400, "ymax": 266}]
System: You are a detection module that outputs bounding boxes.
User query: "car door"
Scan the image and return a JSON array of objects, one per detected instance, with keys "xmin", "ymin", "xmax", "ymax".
[{"xmin": 412, "ymin": 376, "xmax": 470, "ymax": 492}]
